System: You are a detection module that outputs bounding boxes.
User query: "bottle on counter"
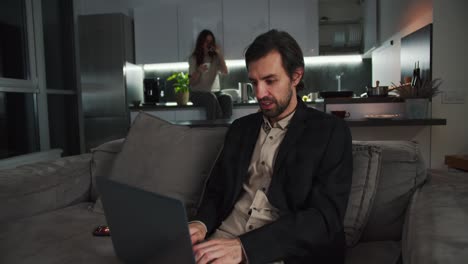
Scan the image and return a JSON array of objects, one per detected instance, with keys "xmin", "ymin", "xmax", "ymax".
[
  {"xmin": 158, "ymin": 77, "xmax": 165, "ymax": 103},
  {"xmin": 154, "ymin": 77, "xmax": 161, "ymax": 103},
  {"xmin": 411, "ymin": 61, "xmax": 421, "ymax": 96},
  {"xmin": 143, "ymin": 78, "xmax": 154, "ymax": 104}
]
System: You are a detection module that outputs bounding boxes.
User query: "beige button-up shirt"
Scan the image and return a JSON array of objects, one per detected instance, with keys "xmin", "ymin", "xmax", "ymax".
[{"xmin": 211, "ymin": 111, "xmax": 294, "ymax": 239}]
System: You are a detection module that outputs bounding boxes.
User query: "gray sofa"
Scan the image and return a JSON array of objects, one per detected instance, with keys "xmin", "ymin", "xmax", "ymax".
[{"xmin": 1, "ymin": 113, "xmax": 468, "ymax": 264}]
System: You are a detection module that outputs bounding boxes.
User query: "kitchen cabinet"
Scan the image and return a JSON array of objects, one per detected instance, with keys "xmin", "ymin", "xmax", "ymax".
[
  {"xmin": 269, "ymin": 0, "xmax": 319, "ymax": 56},
  {"xmin": 134, "ymin": 3, "xmax": 178, "ymax": 64},
  {"xmin": 222, "ymin": 0, "xmax": 269, "ymax": 59},
  {"xmin": 133, "ymin": 0, "xmax": 320, "ymax": 64},
  {"xmin": 177, "ymin": 0, "xmax": 223, "ymax": 62},
  {"xmin": 362, "ymin": 0, "xmax": 378, "ymax": 53}
]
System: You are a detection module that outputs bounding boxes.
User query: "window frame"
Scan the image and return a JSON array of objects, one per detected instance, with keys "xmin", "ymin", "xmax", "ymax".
[{"xmin": 0, "ymin": 0, "xmax": 50, "ymax": 153}]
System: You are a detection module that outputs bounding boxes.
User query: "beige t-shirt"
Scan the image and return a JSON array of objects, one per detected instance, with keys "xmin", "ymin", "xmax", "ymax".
[{"xmin": 188, "ymin": 55, "xmax": 221, "ymax": 92}]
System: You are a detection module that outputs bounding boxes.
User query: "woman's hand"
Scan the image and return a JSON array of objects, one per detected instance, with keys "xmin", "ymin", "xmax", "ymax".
[{"xmin": 198, "ymin": 63, "xmax": 209, "ymax": 73}]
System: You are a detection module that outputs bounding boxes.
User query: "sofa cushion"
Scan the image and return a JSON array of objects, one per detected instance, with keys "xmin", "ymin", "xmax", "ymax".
[
  {"xmin": 90, "ymin": 138, "xmax": 125, "ymax": 201},
  {"xmin": 355, "ymin": 141, "xmax": 427, "ymax": 242},
  {"xmin": 344, "ymin": 144, "xmax": 382, "ymax": 247},
  {"xmin": 95, "ymin": 112, "xmax": 227, "ymax": 219},
  {"xmin": 0, "ymin": 203, "xmax": 119, "ymax": 264},
  {"xmin": 402, "ymin": 169, "xmax": 468, "ymax": 264},
  {"xmin": 0, "ymin": 154, "xmax": 92, "ymax": 223}
]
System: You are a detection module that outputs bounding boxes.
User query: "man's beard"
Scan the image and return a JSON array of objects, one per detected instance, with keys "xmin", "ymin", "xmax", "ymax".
[{"xmin": 258, "ymin": 85, "xmax": 293, "ymax": 119}]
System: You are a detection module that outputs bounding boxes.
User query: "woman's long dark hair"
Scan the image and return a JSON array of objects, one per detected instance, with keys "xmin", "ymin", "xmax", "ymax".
[{"xmin": 192, "ymin": 29, "xmax": 216, "ymax": 66}]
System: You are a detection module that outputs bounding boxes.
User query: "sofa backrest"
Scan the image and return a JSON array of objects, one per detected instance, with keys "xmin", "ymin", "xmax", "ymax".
[
  {"xmin": 0, "ymin": 154, "xmax": 92, "ymax": 223},
  {"xmin": 354, "ymin": 140, "xmax": 427, "ymax": 242},
  {"xmin": 90, "ymin": 129, "xmax": 426, "ymax": 244}
]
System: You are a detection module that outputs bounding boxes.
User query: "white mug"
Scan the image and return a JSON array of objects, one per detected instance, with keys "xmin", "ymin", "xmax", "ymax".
[{"xmin": 202, "ymin": 62, "xmax": 211, "ymax": 71}]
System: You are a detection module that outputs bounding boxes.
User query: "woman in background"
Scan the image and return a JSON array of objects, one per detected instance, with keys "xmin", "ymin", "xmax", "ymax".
[{"xmin": 189, "ymin": 29, "xmax": 231, "ymax": 120}]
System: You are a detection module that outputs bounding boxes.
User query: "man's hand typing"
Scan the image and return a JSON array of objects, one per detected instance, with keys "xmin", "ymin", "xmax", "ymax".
[
  {"xmin": 193, "ymin": 238, "xmax": 243, "ymax": 264},
  {"xmin": 189, "ymin": 222, "xmax": 207, "ymax": 245}
]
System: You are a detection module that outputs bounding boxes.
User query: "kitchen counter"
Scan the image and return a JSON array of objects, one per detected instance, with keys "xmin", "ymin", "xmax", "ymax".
[
  {"xmin": 129, "ymin": 102, "xmax": 199, "ymax": 110},
  {"xmin": 169, "ymin": 118, "xmax": 446, "ymax": 128},
  {"xmin": 130, "ymin": 100, "xmax": 323, "ymax": 110},
  {"xmin": 131, "ymin": 97, "xmax": 407, "ymax": 110},
  {"xmin": 344, "ymin": 118, "xmax": 446, "ymax": 127},
  {"xmin": 324, "ymin": 97, "xmax": 404, "ymax": 104},
  {"xmin": 130, "ymin": 98, "xmax": 446, "ymax": 128}
]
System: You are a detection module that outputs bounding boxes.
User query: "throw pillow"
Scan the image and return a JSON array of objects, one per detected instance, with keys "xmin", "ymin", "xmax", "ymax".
[
  {"xmin": 344, "ymin": 144, "xmax": 382, "ymax": 247},
  {"xmin": 90, "ymin": 138, "xmax": 125, "ymax": 202},
  {"xmin": 94, "ymin": 112, "xmax": 227, "ymax": 218},
  {"xmin": 356, "ymin": 141, "xmax": 427, "ymax": 242}
]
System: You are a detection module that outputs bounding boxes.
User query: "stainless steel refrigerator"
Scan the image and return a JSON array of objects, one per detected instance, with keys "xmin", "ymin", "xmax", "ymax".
[{"xmin": 78, "ymin": 13, "xmax": 143, "ymax": 151}]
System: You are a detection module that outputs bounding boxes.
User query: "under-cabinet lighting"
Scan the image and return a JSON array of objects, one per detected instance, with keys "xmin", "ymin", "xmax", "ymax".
[
  {"xmin": 304, "ymin": 55, "xmax": 362, "ymax": 64},
  {"xmin": 143, "ymin": 55, "xmax": 363, "ymax": 72},
  {"xmin": 225, "ymin": 60, "xmax": 246, "ymax": 68},
  {"xmin": 143, "ymin": 62, "xmax": 189, "ymax": 71}
]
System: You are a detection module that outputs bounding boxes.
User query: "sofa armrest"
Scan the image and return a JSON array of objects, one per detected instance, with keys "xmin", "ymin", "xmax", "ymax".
[
  {"xmin": 402, "ymin": 169, "xmax": 468, "ymax": 263},
  {"xmin": 0, "ymin": 153, "xmax": 92, "ymax": 223}
]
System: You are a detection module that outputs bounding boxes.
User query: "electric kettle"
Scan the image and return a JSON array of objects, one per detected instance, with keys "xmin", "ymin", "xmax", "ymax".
[{"xmin": 238, "ymin": 82, "xmax": 254, "ymax": 102}]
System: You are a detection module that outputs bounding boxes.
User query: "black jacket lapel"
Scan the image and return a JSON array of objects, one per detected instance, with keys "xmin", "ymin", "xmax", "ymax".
[
  {"xmin": 239, "ymin": 113, "xmax": 263, "ymax": 183},
  {"xmin": 273, "ymin": 100, "xmax": 308, "ymax": 173}
]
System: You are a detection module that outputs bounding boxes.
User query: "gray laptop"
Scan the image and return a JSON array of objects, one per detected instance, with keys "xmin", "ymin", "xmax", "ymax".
[{"xmin": 96, "ymin": 176, "xmax": 196, "ymax": 264}]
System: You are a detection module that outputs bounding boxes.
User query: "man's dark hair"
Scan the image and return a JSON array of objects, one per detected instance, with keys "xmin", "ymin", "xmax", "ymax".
[{"xmin": 245, "ymin": 29, "xmax": 305, "ymax": 91}]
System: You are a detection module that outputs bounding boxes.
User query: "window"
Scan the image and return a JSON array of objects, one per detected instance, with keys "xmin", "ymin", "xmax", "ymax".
[
  {"xmin": 0, "ymin": 0, "xmax": 29, "ymax": 80},
  {"xmin": 0, "ymin": 0, "xmax": 39, "ymax": 159},
  {"xmin": 0, "ymin": 92, "xmax": 39, "ymax": 158},
  {"xmin": 47, "ymin": 94, "xmax": 80, "ymax": 156},
  {"xmin": 0, "ymin": 0, "xmax": 82, "ymax": 161},
  {"xmin": 42, "ymin": 0, "xmax": 81, "ymax": 155}
]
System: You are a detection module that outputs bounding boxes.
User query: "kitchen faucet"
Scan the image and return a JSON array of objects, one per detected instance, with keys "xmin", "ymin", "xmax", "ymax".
[{"xmin": 335, "ymin": 72, "xmax": 344, "ymax": 91}]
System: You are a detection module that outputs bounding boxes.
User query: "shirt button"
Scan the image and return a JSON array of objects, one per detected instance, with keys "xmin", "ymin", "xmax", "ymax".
[
  {"xmin": 261, "ymin": 161, "xmax": 265, "ymax": 165},
  {"xmin": 248, "ymin": 225, "xmax": 254, "ymax": 230},
  {"xmin": 269, "ymin": 136, "xmax": 273, "ymax": 140}
]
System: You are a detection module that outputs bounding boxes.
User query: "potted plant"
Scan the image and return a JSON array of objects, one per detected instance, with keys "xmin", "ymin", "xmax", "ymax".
[
  {"xmin": 167, "ymin": 72, "xmax": 190, "ymax": 105},
  {"xmin": 392, "ymin": 78, "xmax": 443, "ymax": 119}
]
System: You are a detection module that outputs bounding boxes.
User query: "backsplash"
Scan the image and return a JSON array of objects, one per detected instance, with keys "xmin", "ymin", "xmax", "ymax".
[{"xmin": 143, "ymin": 56, "xmax": 371, "ymax": 101}]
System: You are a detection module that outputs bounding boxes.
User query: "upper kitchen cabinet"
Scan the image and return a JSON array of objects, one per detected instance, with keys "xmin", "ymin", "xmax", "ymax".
[
  {"xmin": 362, "ymin": 0, "xmax": 378, "ymax": 53},
  {"xmin": 177, "ymin": 0, "xmax": 223, "ymax": 62},
  {"xmin": 222, "ymin": 0, "xmax": 269, "ymax": 59},
  {"xmin": 269, "ymin": 0, "xmax": 319, "ymax": 56},
  {"xmin": 318, "ymin": 0, "xmax": 363, "ymax": 55},
  {"xmin": 134, "ymin": 3, "xmax": 178, "ymax": 64}
]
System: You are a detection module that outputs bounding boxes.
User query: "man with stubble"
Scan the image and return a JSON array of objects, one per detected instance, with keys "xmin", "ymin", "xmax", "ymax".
[{"xmin": 188, "ymin": 29, "xmax": 353, "ymax": 264}]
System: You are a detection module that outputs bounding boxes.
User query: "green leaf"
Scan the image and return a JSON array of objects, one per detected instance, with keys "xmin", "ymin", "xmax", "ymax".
[{"xmin": 166, "ymin": 71, "xmax": 190, "ymax": 94}]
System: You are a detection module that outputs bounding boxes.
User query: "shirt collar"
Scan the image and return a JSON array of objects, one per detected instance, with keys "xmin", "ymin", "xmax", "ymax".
[{"xmin": 262, "ymin": 110, "xmax": 296, "ymax": 133}]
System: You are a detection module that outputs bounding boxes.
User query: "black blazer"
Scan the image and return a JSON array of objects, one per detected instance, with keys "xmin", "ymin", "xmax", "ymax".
[{"xmin": 195, "ymin": 100, "xmax": 353, "ymax": 264}]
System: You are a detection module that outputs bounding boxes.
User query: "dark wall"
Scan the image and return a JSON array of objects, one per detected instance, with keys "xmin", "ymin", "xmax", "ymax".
[{"xmin": 400, "ymin": 24, "xmax": 432, "ymax": 83}]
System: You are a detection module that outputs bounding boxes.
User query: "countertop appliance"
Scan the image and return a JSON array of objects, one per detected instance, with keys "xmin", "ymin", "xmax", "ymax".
[{"xmin": 319, "ymin": 90, "xmax": 354, "ymax": 98}]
